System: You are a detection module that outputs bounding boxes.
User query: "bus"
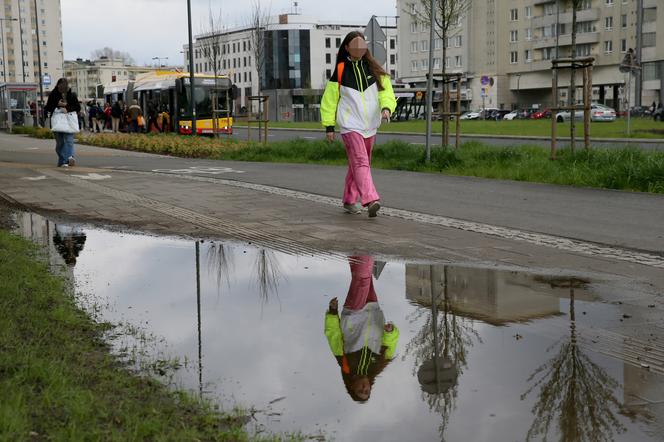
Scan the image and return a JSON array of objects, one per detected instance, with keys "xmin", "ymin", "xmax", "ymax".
[{"xmin": 130, "ymin": 71, "xmax": 235, "ymax": 135}]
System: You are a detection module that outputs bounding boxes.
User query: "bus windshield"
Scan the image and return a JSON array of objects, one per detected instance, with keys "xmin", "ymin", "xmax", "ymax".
[{"xmin": 178, "ymin": 77, "xmax": 232, "ymax": 119}]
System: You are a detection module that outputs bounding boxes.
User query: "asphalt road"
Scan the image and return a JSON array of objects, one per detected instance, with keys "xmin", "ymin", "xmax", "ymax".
[
  {"xmin": 1, "ymin": 131, "xmax": 663, "ymax": 254},
  {"xmin": 230, "ymin": 125, "xmax": 664, "ymax": 150}
]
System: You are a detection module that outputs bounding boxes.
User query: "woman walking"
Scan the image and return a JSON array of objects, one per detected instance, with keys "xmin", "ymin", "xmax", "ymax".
[
  {"xmin": 320, "ymin": 31, "xmax": 396, "ymax": 218},
  {"xmin": 44, "ymin": 78, "xmax": 81, "ymax": 167}
]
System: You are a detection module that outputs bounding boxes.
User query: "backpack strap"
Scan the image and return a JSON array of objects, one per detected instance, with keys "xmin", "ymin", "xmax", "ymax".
[{"xmin": 336, "ymin": 61, "xmax": 345, "ymax": 92}]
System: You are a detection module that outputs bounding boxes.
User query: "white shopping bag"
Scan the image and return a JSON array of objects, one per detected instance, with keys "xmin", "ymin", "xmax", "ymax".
[{"xmin": 51, "ymin": 109, "xmax": 80, "ymax": 134}]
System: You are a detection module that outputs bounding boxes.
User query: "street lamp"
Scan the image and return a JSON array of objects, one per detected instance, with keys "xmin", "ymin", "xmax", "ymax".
[
  {"xmin": 187, "ymin": 0, "xmax": 197, "ymax": 135},
  {"xmin": 34, "ymin": 0, "xmax": 45, "ymax": 126}
]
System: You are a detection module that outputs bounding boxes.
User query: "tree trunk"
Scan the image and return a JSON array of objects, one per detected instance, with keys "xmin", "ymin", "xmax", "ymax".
[
  {"xmin": 441, "ymin": 36, "xmax": 448, "ymax": 147},
  {"xmin": 570, "ymin": 6, "xmax": 577, "ymax": 153}
]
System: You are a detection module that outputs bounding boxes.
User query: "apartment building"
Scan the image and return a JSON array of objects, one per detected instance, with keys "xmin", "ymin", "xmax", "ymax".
[
  {"xmin": 186, "ymin": 12, "xmax": 398, "ymax": 121},
  {"xmin": 398, "ymin": 0, "xmax": 663, "ymax": 111},
  {"xmin": 64, "ymin": 58, "xmax": 160, "ymax": 102}
]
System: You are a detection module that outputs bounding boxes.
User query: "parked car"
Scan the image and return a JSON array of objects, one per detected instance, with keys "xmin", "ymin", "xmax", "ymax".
[
  {"xmin": 515, "ymin": 109, "xmax": 536, "ymax": 119},
  {"xmin": 503, "ymin": 110, "xmax": 519, "ymax": 121},
  {"xmin": 556, "ymin": 104, "xmax": 616, "ymax": 122},
  {"xmin": 485, "ymin": 109, "xmax": 511, "ymax": 120},
  {"xmin": 653, "ymin": 107, "xmax": 664, "ymax": 121},
  {"xmin": 530, "ymin": 109, "xmax": 551, "ymax": 119},
  {"xmin": 460, "ymin": 110, "xmax": 481, "ymax": 120}
]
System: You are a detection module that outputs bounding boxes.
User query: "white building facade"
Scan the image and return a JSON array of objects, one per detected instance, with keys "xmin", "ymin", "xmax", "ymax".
[{"xmin": 185, "ymin": 13, "xmax": 398, "ymax": 121}]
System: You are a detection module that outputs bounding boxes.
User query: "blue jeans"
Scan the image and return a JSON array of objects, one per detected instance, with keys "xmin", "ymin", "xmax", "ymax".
[{"xmin": 54, "ymin": 132, "xmax": 75, "ymax": 166}]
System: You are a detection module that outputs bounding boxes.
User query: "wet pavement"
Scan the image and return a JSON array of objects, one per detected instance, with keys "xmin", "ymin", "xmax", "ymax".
[{"xmin": 9, "ymin": 209, "xmax": 664, "ymax": 442}]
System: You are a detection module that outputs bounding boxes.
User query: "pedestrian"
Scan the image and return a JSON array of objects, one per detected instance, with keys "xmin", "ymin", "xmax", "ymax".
[
  {"xmin": 95, "ymin": 102, "xmax": 106, "ymax": 133},
  {"xmin": 44, "ymin": 78, "xmax": 81, "ymax": 167},
  {"xmin": 320, "ymin": 31, "xmax": 396, "ymax": 218},
  {"xmin": 127, "ymin": 99, "xmax": 142, "ymax": 133},
  {"xmin": 104, "ymin": 103, "xmax": 112, "ymax": 130},
  {"xmin": 111, "ymin": 100, "xmax": 123, "ymax": 133},
  {"xmin": 324, "ymin": 256, "xmax": 399, "ymax": 402},
  {"xmin": 78, "ymin": 100, "xmax": 87, "ymax": 131}
]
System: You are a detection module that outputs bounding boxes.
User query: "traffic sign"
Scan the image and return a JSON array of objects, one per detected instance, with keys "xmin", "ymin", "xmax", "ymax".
[
  {"xmin": 42, "ymin": 73, "xmax": 51, "ymax": 86},
  {"xmin": 364, "ymin": 16, "xmax": 387, "ymax": 66},
  {"xmin": 481, "ymin": 75, "xmax": 490, "ymax": 86}
]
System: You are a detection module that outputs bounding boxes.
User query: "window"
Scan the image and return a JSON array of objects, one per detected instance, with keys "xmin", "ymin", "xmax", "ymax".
[
  {"xmin": 434, "ymin": 38, "xmax": 442, "ymax": 49},
  {"xmin": 620, "ymin": 39, "xmax": 627, "ymax": 52},
  {"xmin": 604, "ymin": 40, "xmax": 613, "ymax": 53},
  {"xmin": 525, "ymin": 6, "xmax": 532, "ymax": 18},
  {"xmin": 544, "ymin": 3, "xmax": 556, "ymax": 15},
  {"xmin": 390, "ymin": 54, "xmax": 396, "ymax": 64},
  {"xmin": 325, "ymin": 53, "xmax": 331, "ymax": 64},
  {"xmin": 433, "ymin": 58, "xmax": 441, "ymax": 69},
  {"xmin": 411, "ymin": 60, "xmax": 418, "ymax": 71},
  {"xmin": 420, "ymin": 40, "xmax": 428, "ymax": 51},
  {"xmin": 525, "ymin": 49, "xmax": 532, "ymax": 62},
  {"xmin": 455, "ymin": 55, "xmax": 462, "ymax": 67},
  {"xmin": 643, "ymin": 32, "xmax": 656, "ymax": 48},
  {"xmin": 445, "ymin": 56, "xmax": 450, "ymax": 68},
  {"xmin": 411, "ymin": 41, "xmax": 418, "ymax": 53},
  {"xmin": 526, "ymin": 28, "xmax": 532, "ymax": 41},
  {"xmin": 510, "ymin": 51, "xmax": 518, "ymax": 63},
  {"xmin": 335, "ymin": 37, "xmax": 341, "ymax": 47},
  {"xmin": 410, "ymin": 22, "xmax": 418, "ymax": 33},
  {"xmin": 576, "ymin": 44, "xmax": 591, "ymax": 56},
  {"xmin": 510, "ymin": 9, "xmax": 518, "ymax": 21},
  {"xmin": 605, "ymin": 16, "xmax": 613, "ymax": 30},
  {"xmin": 390, "ymin": 39, "xmax": 395, "ymax": 49},
  {"xmin": 455, "ymin": 35, "xmax": 462, "ymax": 47},
  {"xmin": 421, "ymin": 59, "xmax": 429, "ymax": 70},
  {"xmin": 326, "ymin": 69, "xmax": 331, "ymax": 78},
  {"xmin": 605, "ymin": 0, "xmax": 614, "ymax": 5},
  {"xmin": 510, "ymin": 30, "xmax": 518, "ymax": 42},
  {"xmin": 325, "ymin": 37, "xmax": 330, "ymax": 48},
  {"xmin": 621, "ymin": 14, "xmax": 627, "ymax": 28},
  {"xmin": 644, "ymin": 7, "xmax": 657, "ymax": 23}
]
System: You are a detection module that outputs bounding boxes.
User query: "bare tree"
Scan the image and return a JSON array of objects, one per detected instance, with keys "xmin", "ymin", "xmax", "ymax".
[
  {"xmin": 248, "ymin": 0, "xmax": 271, "ymax": 112},
  {"xmin": 407, "ymin": 0, "xmax": 470, "ymax": 147},
  {"xmin": 91, "ymin": 47, "xmax": 135, "ymax": 65},
  {"xmin": 198, "ymin": 2, "xmax": 227, "ymax": 135}
]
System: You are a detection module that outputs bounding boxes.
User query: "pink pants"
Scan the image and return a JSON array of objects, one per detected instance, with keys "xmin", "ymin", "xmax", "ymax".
[
  {"xmin": 344, "ymin": 256, "xmax": 378, "ymax": 310},
  {"xmin": 341, "ymin": 132, "xmax": 380, "ymax": 206}
]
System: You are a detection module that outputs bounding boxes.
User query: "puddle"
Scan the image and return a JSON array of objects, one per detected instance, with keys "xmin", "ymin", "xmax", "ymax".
[{"xmin": 7, "ymin": 210, "xmax": 664, "ymax": 441}]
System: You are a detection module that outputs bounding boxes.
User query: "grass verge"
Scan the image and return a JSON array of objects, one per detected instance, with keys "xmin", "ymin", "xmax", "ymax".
[
  {"xmin": 74, "ymin": 133, "xmax": 664, "ymax": 194},
  {"xmin": 0, "ymin": 229, "xmax": 267, "ymax": 441}
]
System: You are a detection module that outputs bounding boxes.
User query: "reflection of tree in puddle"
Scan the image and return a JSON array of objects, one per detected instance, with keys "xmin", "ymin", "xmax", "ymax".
[
  {"xmin": 521, "ymin": 286, "xmax": 627, "ymax": 442},
  {"xmin": 205, "ymin": 241, "xmax": 234, "ymax": 291},
  {"xmin": 252, "ymin": 249, "xmax": 284, "ymax": 306},
  {"xmin": 405, "ymin": 265, "xmax": 481, "ymax": 440}
]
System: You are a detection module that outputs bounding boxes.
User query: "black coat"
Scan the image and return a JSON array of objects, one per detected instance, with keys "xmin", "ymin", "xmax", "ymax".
[{"xmin": 44, "ymin": 88, "xmax": 81, "ymax": 116}]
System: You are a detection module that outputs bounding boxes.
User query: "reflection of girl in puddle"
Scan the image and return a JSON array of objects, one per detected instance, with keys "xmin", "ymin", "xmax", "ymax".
[
  {"xmin": 53, "ymin": 225, "xmax": 86, "ymax": 266},
  {"xmin": 324, "ymin": 256, "xmax": 399, "ymax": 402}
]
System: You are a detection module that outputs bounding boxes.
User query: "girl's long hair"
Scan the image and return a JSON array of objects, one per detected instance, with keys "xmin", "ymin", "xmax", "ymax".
[{"xmin": 335, "ymin": 31, "xmax": 389, "ymax": 91}]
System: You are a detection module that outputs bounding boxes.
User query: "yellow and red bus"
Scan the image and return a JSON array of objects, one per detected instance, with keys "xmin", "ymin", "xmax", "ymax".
[{"xmin": 132, "ymin": 71, "xmax": 235, "ymax": 135}]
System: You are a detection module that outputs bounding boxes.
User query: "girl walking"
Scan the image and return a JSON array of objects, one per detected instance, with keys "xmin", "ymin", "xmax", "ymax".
[
  {"xmin": 44, "ymin": 78, "xmax": 81, "ymax": 167},
  {"xmin": 320, "ymin": 31, "xmax": 396, "ymax": 218}
]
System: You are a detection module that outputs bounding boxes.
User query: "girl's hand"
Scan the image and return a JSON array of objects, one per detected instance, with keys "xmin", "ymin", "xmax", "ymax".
[
  {"xmin": 381, "ymin": 109, "xmax": 391, "ymax": 122},
  {"xmin": 326, "ymin": 131, "xmax": 335, "ymax": 142}
]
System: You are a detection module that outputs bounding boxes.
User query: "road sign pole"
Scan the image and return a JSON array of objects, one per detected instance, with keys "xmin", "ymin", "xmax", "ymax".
[
  {"xmin": 424, "ymin": 0, "xmax": 437, "ymax": 162},
  {"xmin": 627, "ymin": 72, "xmax": 631, "ymax": 138}
]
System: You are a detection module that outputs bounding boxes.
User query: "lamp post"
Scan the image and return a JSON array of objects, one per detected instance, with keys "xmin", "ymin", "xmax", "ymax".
[
  {"xmin": 186, "ymin": 0, "xmax": 197, "ymax": 135},
  {"xmin": 34, "ymin": 0, "xmax": 44, "ymax": 126},
  {"xmin": 17, "ymin": 3, "xmax": 26, "ymax": 83}
]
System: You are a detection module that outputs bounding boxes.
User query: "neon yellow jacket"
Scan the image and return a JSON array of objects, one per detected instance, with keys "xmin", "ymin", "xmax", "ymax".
[{"xmin": 320, "ymin": 59, "xmax": 397, "ymax": 138}]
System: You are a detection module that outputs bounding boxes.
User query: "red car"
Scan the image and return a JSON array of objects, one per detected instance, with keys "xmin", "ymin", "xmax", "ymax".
[{"xmin": 530, "ymin": 109, "xmax": 551, "ymax": 119}]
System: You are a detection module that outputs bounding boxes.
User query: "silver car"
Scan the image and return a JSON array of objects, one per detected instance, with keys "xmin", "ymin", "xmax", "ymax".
[{"xmin": 556, "ymin": 104, "xmax": 616, "ymax": 122}]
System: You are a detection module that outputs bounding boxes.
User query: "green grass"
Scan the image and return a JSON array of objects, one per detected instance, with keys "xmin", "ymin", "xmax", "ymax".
[
  {"xmin": 0, "ymin": 229, "xmax": 293, "ymax": 441},
  {"xmin": 241, "ymin": 118, "xmax": 664, "ymax": 139}
]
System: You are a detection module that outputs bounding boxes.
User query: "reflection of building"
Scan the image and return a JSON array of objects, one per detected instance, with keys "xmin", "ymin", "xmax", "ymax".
[
  {"xmin": 185, "ymin": 11, "xmax": 398, "ymax": 121},
  {"xmin": 405, "ymin": 264, "xmax": 562, "ymax": 325}
]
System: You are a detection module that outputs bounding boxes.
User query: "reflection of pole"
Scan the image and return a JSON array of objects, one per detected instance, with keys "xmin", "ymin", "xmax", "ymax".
[
  {"xmin": 430, "ymin": 265, "xmax": 440, "ymax": 393},
  {"xmin": 195, "ymin": 240, "xmax": 203, "ymax": 398}
]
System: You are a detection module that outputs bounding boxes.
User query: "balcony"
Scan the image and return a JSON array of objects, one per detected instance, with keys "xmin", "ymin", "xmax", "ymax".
[
  {"xmin": 532, "ymin": 32, "xmax": 599, "ymax": 49},
  {"xmin": 532, "ymin": 8, "xmax": 599, "ymax": 28}
]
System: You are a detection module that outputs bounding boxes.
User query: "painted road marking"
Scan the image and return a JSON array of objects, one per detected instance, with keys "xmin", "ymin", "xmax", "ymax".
[
  {"xmin": 71, "ymin": 173, "xmax": 112, "ymax": 180},
  {"xmin": 22, "ymin": 175, "xmax": 47, "ymax": 181},
  {"xmin": 151, "ymin": 166, "xmax": 245, "ymax": 175}
]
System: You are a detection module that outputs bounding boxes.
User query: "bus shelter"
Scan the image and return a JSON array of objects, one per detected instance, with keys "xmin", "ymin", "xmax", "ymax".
[{"xmin": 0, "ymin": 83, "xmax": 38, "ymax": 130}]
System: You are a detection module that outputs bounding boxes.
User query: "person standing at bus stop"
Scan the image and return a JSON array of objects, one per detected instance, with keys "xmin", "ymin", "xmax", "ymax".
[
  {"xmin": 320, "ymin": 31, "xmax": 396, "ymax": 218},
  {"xmin": 127, "ymin": 99, "xmax": 143, "ymax": 133}
]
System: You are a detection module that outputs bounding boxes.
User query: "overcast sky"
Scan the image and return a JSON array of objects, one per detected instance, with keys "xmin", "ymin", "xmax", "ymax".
[{"xmin": 62, "ymin": 0, "xmax": 398, "ymax": 66}]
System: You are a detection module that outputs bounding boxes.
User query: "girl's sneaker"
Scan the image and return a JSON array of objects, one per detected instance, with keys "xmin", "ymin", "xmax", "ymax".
[
  {"xmin": 68, "ymin": 156, "xmax": 76, "ymax": 167},
  {"xmin": 367, "ymin": 201, "xmax": 381, "ymax": 218},
  {"xmin": 343, "ymin": 203, "xmax": 362, "ymax": 214}
]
